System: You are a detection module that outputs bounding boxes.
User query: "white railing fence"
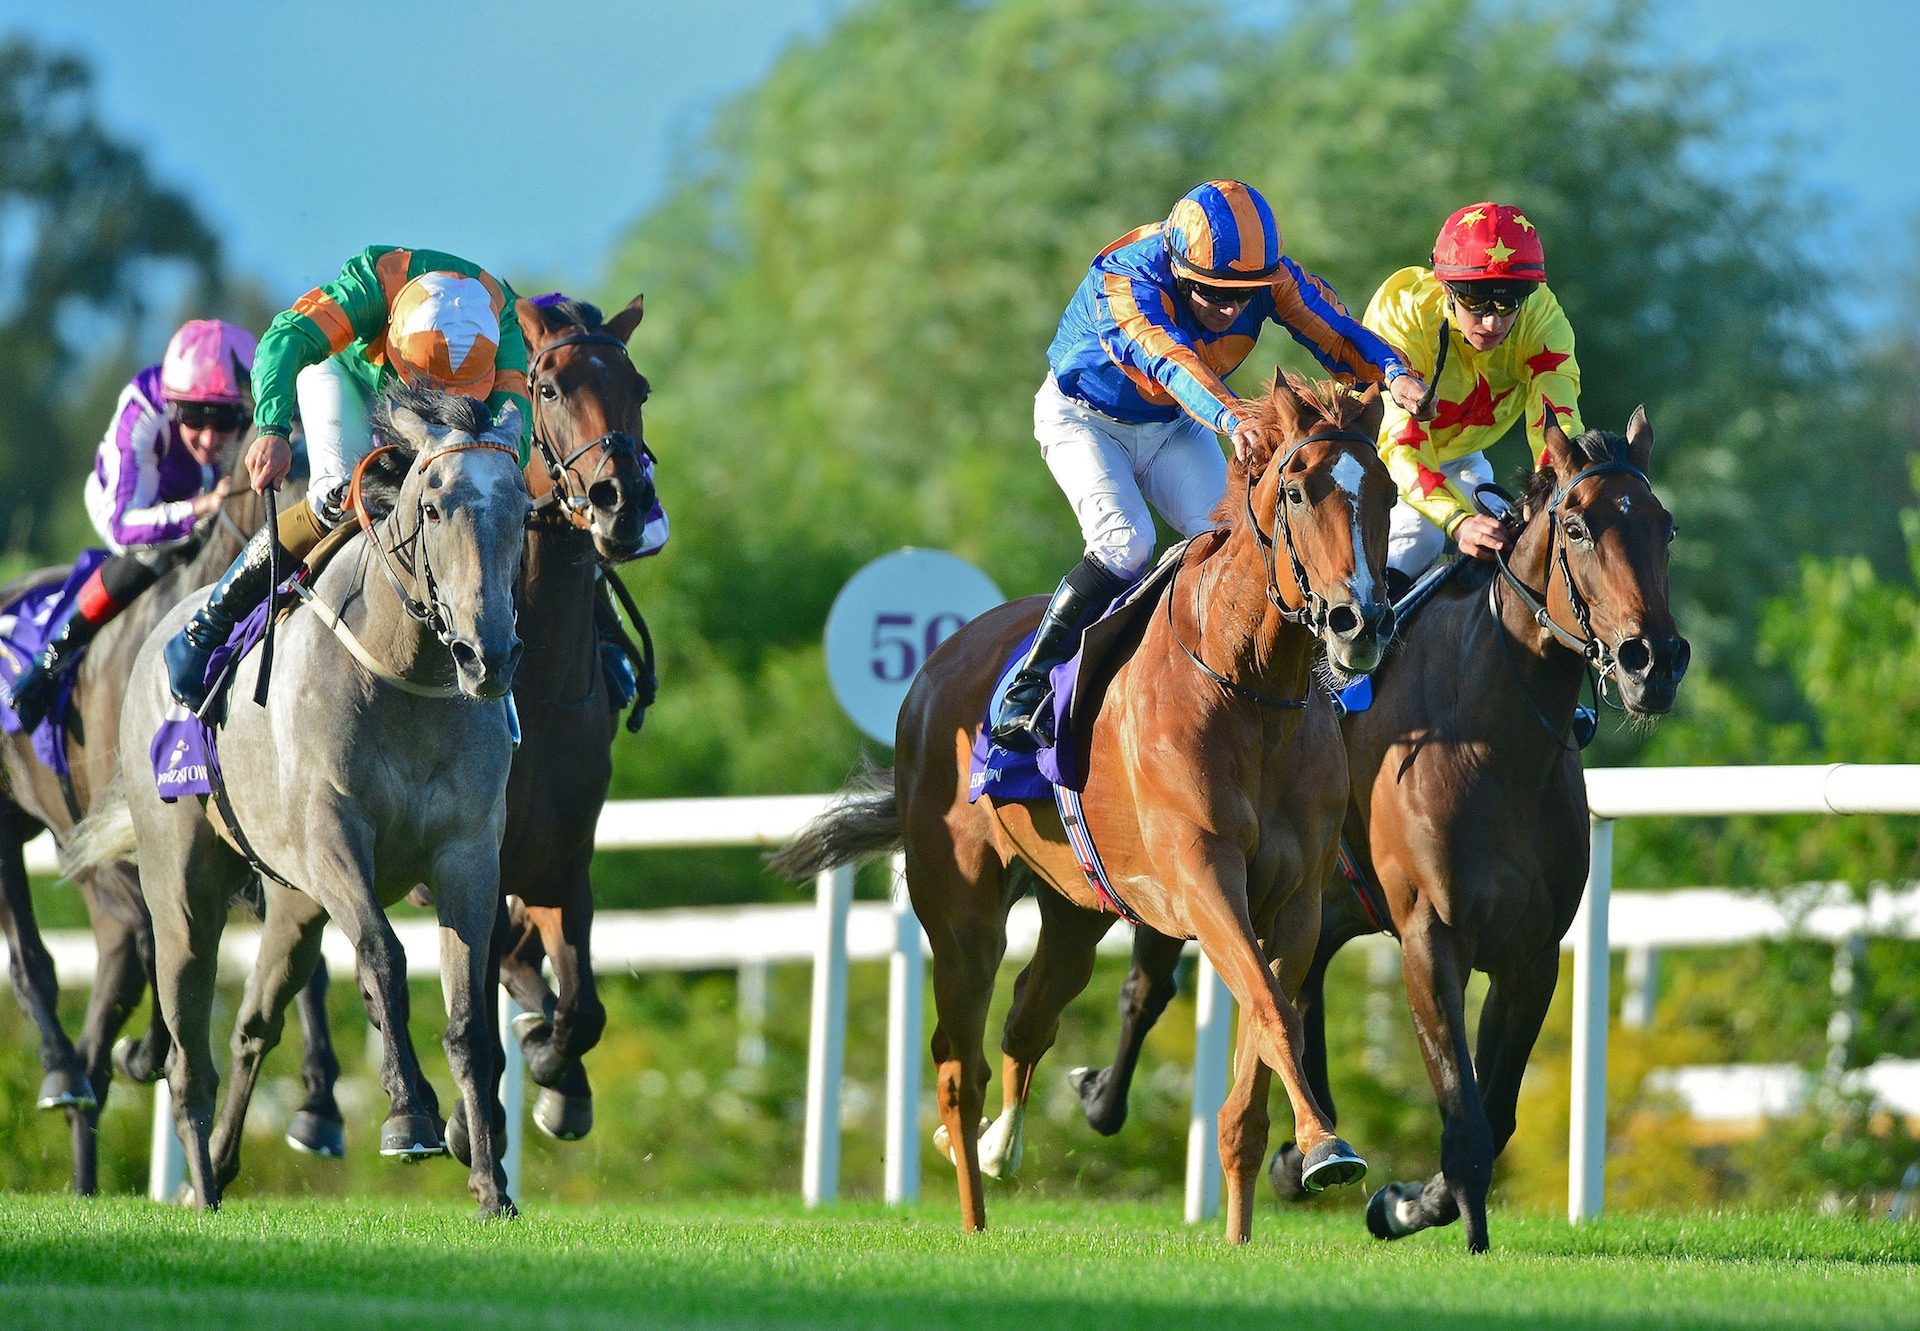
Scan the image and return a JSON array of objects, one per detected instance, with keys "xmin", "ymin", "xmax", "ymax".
[{"xmin": 16, "ymin": 765, "xmax": 1920, "ymax": 1217}]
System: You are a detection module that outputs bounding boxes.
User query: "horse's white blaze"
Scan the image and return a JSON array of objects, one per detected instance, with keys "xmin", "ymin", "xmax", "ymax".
[{"xmin": 1329, "ymin": 453, "xmax": 1375, "ymax": 602}]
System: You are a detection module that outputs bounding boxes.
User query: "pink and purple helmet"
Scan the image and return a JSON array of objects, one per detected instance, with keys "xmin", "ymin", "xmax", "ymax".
[{"xmin": 160, "ymin": 319, "xmax": 258, "ymax": 405}]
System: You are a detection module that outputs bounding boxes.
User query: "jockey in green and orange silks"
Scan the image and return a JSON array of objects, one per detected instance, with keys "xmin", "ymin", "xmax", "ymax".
[
  {"xmin": 1363, "ymin": 203, "xmax": 1584, "ymax": 590},
  {"xmin": 164, "ymin": 245, "xmax": 531, "ymax": 713}
]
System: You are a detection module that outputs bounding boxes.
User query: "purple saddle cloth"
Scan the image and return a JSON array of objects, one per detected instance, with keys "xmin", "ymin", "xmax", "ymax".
[
  {"xmin": 0, "ymin": 549, "xmax": 110, "ymax": 778},
  {"xmin": 147, "ymin": 593, "xmax": 274, "ymax": 801},
  {"xmin": 966, "ymin": 540, "xmax": 1195, "ymax": 803}
]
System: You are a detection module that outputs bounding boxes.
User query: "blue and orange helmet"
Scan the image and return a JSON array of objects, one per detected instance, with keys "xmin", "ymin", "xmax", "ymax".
[{"xmin": 1163, "ymin": 181, "xmax": 1283, "ymax": 288}]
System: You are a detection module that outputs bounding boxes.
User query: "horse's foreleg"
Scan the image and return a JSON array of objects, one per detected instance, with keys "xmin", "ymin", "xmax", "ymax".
[
  {"xmin": 287, "ymin": 963, "xmax": 345, "ymax": 1157},
  {"xmin": 210, "ymin": 881, "xmax": 328, "ymax": 1190},
  {"xmin": 498, "ymin": 896, "xmax": 555, "ymax": 1017},
  {"xmin": 1217, "ymin": 992, "xmax": 1274, "ymax": 1243},
  {"xmin": 990, "ymin": 888, "xmax": 1113, "ymax": 1180},
  {"xmin": 1071, "ymin": 925, "xmax": 1183, "ymax": 1136},
  {"xmin": 523, "ymin": 883, "xmax": 602, "ymax": 1141},
  {"xmin": 0, "ymin": 825, "xmax": 88, "ymax": 1116},
  {"xmin": 65, "ymin": 872, "xmax": 153, "ymax": 1194},
  {"xmin": 433, "ymin": 848, "xmax": 513, "ymax": 1219},
  {"xmin": 1371, "ymin": 903, "xmax": 1492, "ymax": 1251},
  {"xmin": 1271, "ymin": 893, "xmax": 1372, "ymax": 1201}
]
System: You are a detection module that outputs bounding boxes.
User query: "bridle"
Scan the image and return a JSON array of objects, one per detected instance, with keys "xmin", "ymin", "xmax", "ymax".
[
  {"xmin": 1488, "ymin": 457, "xmax": 1649, "ymax": 748},
  {"xmin": 350, "ymin": 440, "xmax": 520, "ymax": 647},
  {"xmin": 1169, "ymin": 427, "xmax": 1379, "ymax": 709},
  {"xmin": 525, "ymin": 330, "xmax": 648, "ymax": 530}
]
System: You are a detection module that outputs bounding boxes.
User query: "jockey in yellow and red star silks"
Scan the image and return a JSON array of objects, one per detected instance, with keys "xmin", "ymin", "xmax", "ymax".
[
  {"xmin": 1363, "ymin": 202, "xmax": 1583, "ymax": 582},
  {"xmin": 990, "ymin": 181, "xmax": 1423, "ymax": 751}
]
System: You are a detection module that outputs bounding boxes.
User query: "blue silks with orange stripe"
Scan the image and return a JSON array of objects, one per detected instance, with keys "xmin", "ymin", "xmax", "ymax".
[{"xmin": 1046, "ymin": 225, "xmax": 1407, "ymax": 435}]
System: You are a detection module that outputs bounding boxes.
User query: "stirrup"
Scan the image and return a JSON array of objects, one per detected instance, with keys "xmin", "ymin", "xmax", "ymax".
[{"xmin": 989, "ymin": 681, "xmax": 1053, "ymax": 752}]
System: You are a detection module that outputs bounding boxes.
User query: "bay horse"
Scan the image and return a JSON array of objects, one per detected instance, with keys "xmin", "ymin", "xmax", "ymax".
[
  {"xmin": 1069, "ymin": 410, "xmax": 1689, "ymax": 1252},
  {"xmin": 774, "ymin": 375, "xmax": 1397, "ymax": 1240},
  {"xmin": 73, "ymin": 384, "xmax": 530, "ymax": 1215},
  {"xmin": 0, "ymin": 467, "xmax": 346, "ymax": 1193}
]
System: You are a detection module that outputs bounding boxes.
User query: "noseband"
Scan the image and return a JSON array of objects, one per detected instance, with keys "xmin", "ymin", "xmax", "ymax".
[
  {"xmin": 351, "ymin": 440, "xmax": 520, "ymax": 646},
  {"xmin": 526, "ymin": 330, "xmax": 647, "ymax": 530}
]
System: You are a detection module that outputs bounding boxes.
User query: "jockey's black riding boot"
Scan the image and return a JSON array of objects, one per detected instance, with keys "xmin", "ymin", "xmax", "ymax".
[
  {"xmin": 164, "ymin": 523, "xmax": 284, "ymax": 712},
  {"xmin": 5, "ymin": 612, "xmax": 98, "ymax": 731},
  {"xmin": 989, "ymin": 555, "xmax": 1129, "ymax": 753}
]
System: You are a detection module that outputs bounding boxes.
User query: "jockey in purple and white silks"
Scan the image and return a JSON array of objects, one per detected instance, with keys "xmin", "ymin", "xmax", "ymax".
[
  {"xmin": 990, "ymin": 180, "xmax": 1430, "ymax": 751},
  {"xmin": 2, "ymin": 320, "xmax": 256, "ymax": 729}
]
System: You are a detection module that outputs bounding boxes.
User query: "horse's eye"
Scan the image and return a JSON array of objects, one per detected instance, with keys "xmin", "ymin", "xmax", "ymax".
[
  {"xmin": 538, "ymin": 383, "xmax": 560, "ymax": 401},
  {"xmin": 423, "ymin": 503, "xmax": 442, "ymax": 524},
  {"xmin": 1667, "ymin": 522, "xmax": 1679, "ymax": 544},
  {"xmin": 1564, "ymin": 517, "xmax": 1590, "ymax": 543},
  {"xmin": 1285, "ymin": 485, "xmax": 1306, "ymax": 506}
]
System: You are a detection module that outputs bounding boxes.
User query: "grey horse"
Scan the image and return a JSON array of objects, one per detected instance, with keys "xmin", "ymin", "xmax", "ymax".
[{"xmin": 72, "ymin": 383, "xmax": 530, "ymax": 1216}]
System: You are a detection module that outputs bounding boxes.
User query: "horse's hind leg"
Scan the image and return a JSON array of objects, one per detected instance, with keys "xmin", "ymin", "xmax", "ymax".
[
  {"xmin": 287, "ymin": 964, "xmax": 345, "ymax": 1157},
  {"xmin": 911, "ymin": 840, "xmax": 1007, "ymax": 1233},
  {"xmin": 0, "ymin": 818, "xmax": 90, "ymax": 1120},
  {"xmin": 1367, "ymin": 902, "xmax": 1493, "ymax": 1251},
  {"xmin": 986, "ymin": 885, "xmax": 1114, "ymax": 1179},
  {"xmin": 64, "ymin": 868, "xmax": 155, "ymax": 1194},
  {"xmin": 1070, "ymin": 926, "xmax": 1183, "ymax": 1137},
  {"xmin": 210, "ymin": 881, "xmax": 328, "ymax": 1191}
]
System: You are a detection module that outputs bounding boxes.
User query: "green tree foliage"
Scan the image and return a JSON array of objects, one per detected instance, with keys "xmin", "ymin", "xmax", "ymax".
[
  {"xmin": 595, "ymin": 0, "xmax": 1905, "ymax": 902},
  {"xmin": 0, "ymin": 37, "xmax": 225, "ymax": 565}
]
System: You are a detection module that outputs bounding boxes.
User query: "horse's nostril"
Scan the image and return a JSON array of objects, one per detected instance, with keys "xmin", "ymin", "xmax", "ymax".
[
  {"xmin": 1672, "ymin": 637, "xmax": 1692, "ymax": 679},
  {"xmin": 588, "ymin": 479, "xmax": 622, "ymax": 512},
  {"xmin": 1618, "ymin": 638, "xmax": 1653, "ymax": 676},
  {"xmin": 1374, "ymin": 604, "xmax": 1397, "ymax": 641},
  {"xmin": 1326, "ymin": 603, "xmax": 1362, "ymax": 638},
  {"xmin": 450, "ymin": 640, "xmax": 481, "ymax": 675}
]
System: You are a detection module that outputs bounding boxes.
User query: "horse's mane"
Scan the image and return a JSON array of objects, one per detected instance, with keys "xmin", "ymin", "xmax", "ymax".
[
  {"xmin": 1210, "ymin": 372, "xmax": 1372, "ymax": 530},
  {"xmin": 530, "ymin": 294, "xmax": 606, "ymax": 332},
  {"xmin": 1520, "ymin": 428, "xmax": 1631, "ymax": 513},
  {"xmin": 358, "ymin": 381, "xmax": 491, "ymax": 518}
]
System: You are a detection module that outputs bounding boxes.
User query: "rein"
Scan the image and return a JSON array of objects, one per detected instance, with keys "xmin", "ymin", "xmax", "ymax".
[
  {"xmin": 1486, "ymin": 457, "xmax": 1649, "ymax": 748},
  {"xmin": 1168, "ymin": 427, "xmax": 1376, "ymax": 709},
  {"xmin": 526, "ymin": 330, "xmax": 645, "ymax": 530}
]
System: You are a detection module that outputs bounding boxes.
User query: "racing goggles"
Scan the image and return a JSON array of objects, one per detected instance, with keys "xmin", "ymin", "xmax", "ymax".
[
  {"xmin": 1446, "ymin": 283, "xmax": 1531, "ymax": 317},
  {"xmin": 175, "ymin": 402, "xmax": 249, "ymax": 431}
]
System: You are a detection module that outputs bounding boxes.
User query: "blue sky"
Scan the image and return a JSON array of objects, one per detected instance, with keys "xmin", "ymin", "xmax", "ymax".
[{"xmin": 4, "ymin": 0, "xmax": 1916, "ymax": 316}]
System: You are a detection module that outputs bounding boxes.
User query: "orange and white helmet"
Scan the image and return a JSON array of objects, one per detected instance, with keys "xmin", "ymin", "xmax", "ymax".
[{"xmin": 385, "ymin": 271, "xmax": 499, "ymax": 396}]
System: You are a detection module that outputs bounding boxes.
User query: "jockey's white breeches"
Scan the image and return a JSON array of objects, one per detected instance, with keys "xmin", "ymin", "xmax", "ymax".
[
  {"xmin": 298, "ymin": 358, "xmax": 373, "ymax": 523},
  {"xmin": 1387, "ymin": 450, "xmax": 1495, "ymax": 578},
  {"xmin": 1034, "ymin": 373, "xmax": 1227, "ymax": 580}
]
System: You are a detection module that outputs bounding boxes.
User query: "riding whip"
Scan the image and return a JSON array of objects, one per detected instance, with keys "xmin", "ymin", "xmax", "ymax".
[{"xmin": 252, "ymin": 485, "xmax": 278, "ymax": 708}]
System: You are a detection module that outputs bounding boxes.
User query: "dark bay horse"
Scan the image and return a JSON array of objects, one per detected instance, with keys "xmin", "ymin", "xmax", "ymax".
[
  {"xmin": 775, "ymin": 376, "xmax": 1397, "ymax": 1240},
  {"xmin": 1069, "ymin": 411, "xmax": 1689, "ymax": 1251},
  {"xmin": 0, "ymin": 472, "xmax": 345, "ymax": 1192},
  {"xmin": 75, "ymin": 385, "xmax": 531, "ymax": 1215}
]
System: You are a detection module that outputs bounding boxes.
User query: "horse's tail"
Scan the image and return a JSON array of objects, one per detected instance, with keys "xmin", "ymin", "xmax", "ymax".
[
  {"xmin": 61, "ymin": 774, "xmax": 136, "ymax": 878},
  {"xmin": 765, "ymin": 755, "xmax": 901, "ymax": 881}
]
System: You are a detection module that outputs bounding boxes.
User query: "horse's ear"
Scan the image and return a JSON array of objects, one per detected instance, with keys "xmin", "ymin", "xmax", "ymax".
[
  {"xmin": 515, "ymin": 298, "xmax": 548, "ymax": 347},
  {"xmin": 386, "ymin": 405, "xmax": 433, "ymax": 450},
  {"xmin": 485, "ymin": 400, "xmax": 524, "ymax": 449},
  {"xmin": 604, "ymin": 293, "xmax": 645, "ymax": 345},
  {"xmin": 1540, "ymin": 414, "xmax": 1578, "ymax": 478},
  {"xmin": 1625, "ymin": 404, "xmax": 1654, "ymax": 471},
  {"xmin": 1352, "ymin": 382, "xmax": 1385, "ymax": 441}
]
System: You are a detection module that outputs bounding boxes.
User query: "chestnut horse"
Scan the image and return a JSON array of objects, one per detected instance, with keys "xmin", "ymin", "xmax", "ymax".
[
  {"xmin": 1070, "ymin": 410, "xmax": 1689, "ymax": 1252},
  {"xmin": 774, "ymin": 376, "xmax": 1397, "ymax": 1240}
]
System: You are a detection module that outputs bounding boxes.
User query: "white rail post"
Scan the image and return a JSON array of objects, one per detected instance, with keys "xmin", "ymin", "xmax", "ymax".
[
  {"xmin": 148, "ymin": 1079, "xmax": 185, "ymax": 1203},
  {"xmin": 1620, "ymin": 945, "xmax": 1658, "ymax": 1030},
  {"xmin": 500, "ymin": 990, "xmax": 525, "ymax": 1200},
  {"xmin": 1568, "ymin": 814, "xmax": 1614, "ymax": 1223},
  {"xmin": 802, "ymin": 863, "xmax": 854, "ymax": 1207},
  {"xmin": 1184, "ymin": 953, "xmax": 1232, "ymax": 1223},
  {"xmin": 884, "ymin": 852, "xmax": 922, "ymax": 1205}
]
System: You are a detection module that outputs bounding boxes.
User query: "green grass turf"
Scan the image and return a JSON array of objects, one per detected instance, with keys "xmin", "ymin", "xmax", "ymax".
[{"xmin": 0, "ymin": 1194, "xmax": 1914, "ymax": 1330}]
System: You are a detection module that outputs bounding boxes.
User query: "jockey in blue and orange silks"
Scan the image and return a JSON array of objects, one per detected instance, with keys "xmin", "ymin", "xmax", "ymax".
[
  {"xmin": 990, "ymin": 180, "xmax": 1430, "ymax": 750},
  {"xmin": 2, "ymin": 320, "xmax": 257, "ymax": 729}
]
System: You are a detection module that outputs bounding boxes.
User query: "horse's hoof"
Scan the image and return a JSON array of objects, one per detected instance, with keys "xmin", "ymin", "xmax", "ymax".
[
  {"xmin": 1300, "ymin": 1137, "xmax": 1368, "ymax": 1193},
  {"xmin": 534, "ymin": 1087, "xmax": 592, "ymax": 1141},
  {"xmin": 1366, "ymin": 1181, "xmax": 1422, "ymax": 1240},
  {"xmin": 931, "ymin": 1119, "xmax": 991, "ymax": 1168},
  {"xmin": 36, "ymin": 1069, "xmax": 97, "ymax": 1112},
  {"xmin": 287, "ymin": 1109, "xmax": 346, "ymax": 1159},
  {"xmin": 1268, "ymin": 1141, "xmax": 1309, "ymax": 1201},
  {"xmin": 978, "ymin": 1111, "xmax": 1024, "ymax": 1180},
  {"xmin": 1067, "ymin": 1066, "xmax": 1127, "ymax": 1136},
  {"xmin": 510, "ymin": 1011, "xmax": 550, "ymax": 1045},
  {"xmin": 112, "ymin": 1038, "xmax": 163, "ymax": 1085},
  {"xmin": 379, "ymin": 1112, "xmax": 446, "ymax": 1161},
  {"xmin": 479, "ymin": 1196, "xmax": 519, "ymax": 1221},
  {"xmin": 447, "ymin": 1100, "xmax": 473, "ymax": 1168}
]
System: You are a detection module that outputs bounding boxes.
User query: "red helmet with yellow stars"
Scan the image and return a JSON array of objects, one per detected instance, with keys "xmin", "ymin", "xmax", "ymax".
[{"xmin": 1431, "ymin": 202, "xmax": 1545, "ymax": 284}]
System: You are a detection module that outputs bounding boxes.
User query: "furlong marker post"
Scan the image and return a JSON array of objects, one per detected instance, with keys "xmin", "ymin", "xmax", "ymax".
[{"xmin": 803, "ymin": 863, "xmax": 854, "ymax": 1206}]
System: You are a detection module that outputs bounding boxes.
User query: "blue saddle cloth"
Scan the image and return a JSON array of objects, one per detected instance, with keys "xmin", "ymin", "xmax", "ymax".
[
  {"xmin": 0, "ymin": 550, "xmax": 109, "ymax": 777},
  {"xmin": 147, "ymin": 593, "xmax": 275, "ymax": 802}
]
